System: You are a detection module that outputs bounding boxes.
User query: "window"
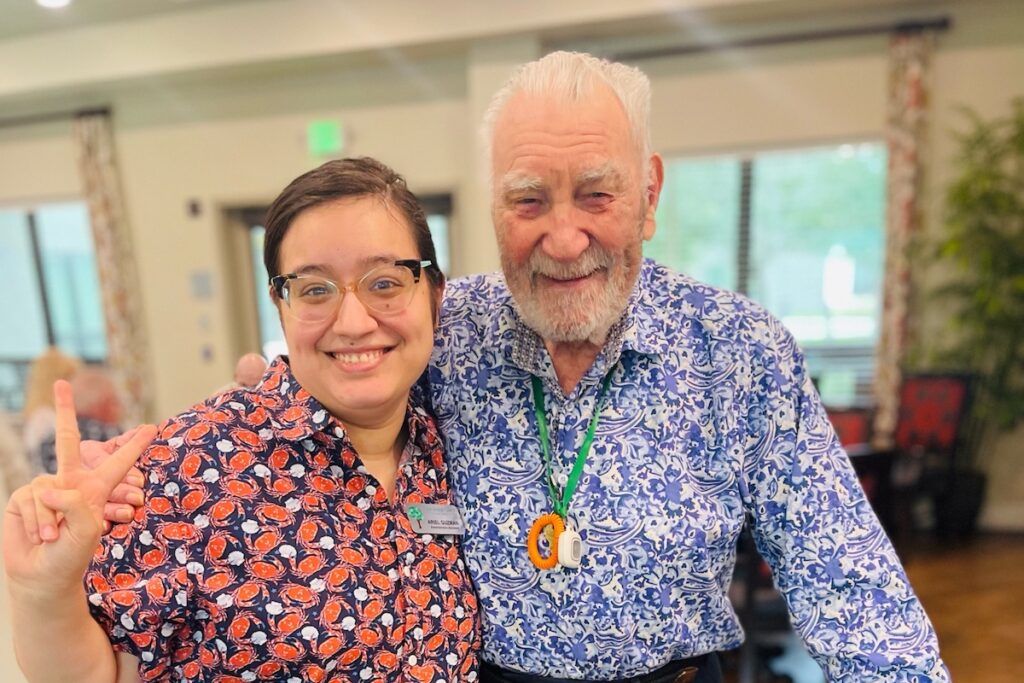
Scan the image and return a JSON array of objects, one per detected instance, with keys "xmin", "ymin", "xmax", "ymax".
[
  {"xmin": 650, "ymin": 143, "xmax": 887, "ymax": 406},
  {"xmin": 0, "ymin": 202, "xmax": 107, "ymax": 410},
  {"xmin": 244, "ymin": 194, "xmax": 453, "ymax": 360}
]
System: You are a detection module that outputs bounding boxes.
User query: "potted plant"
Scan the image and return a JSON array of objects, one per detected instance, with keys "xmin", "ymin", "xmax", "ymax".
[{"xmin": 921, "ymin": 98, "xmax": 1024, "ymax": 536}]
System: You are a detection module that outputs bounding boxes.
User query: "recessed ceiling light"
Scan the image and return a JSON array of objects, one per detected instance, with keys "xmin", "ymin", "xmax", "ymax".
[{"xmin": 37, "ymin": 0, "xmax": 73, "ymax": 9}]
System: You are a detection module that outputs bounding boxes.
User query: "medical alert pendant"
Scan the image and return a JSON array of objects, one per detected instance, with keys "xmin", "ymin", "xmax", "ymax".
[
  {"xmin": 527, "ymin": 514, "xmax": 583, "ymax": 570},
  {"xmin": 527, "ymin": 513, "xmax": 563, "ymax": 570},
  {"xmin": 557, "ymin": 528, "xmax": 583, "ymax": 569}
]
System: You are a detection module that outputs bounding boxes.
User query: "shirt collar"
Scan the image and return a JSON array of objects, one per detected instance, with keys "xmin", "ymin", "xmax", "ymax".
[
  {"xmin": 621, "ymin": 259, "xmax": 674, "ymax": 357},
  {"xmin": 252, "ymin": 357, "xmax": 438, "ymax": 455}
]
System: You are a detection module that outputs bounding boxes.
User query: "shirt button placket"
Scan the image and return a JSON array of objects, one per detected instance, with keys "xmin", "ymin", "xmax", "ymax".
[{"xmin": 393, "ymin": 463, "xmax": 419, "ymax": 668}]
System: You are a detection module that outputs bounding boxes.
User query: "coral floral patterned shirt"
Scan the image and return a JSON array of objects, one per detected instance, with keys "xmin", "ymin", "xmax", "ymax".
[{"xmin": 85, "ymin": 358, "xmax": 481, "ymax": 682}]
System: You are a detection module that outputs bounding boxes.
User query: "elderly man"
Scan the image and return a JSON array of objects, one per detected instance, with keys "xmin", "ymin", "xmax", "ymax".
[{"xmin": 429, "ymin": 52, "xmax": 948, "ymax": 682}]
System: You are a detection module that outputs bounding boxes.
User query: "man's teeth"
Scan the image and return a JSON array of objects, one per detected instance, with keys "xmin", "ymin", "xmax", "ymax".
[{"xmin": 330, "ymin": 350, "xmax": 383, "ymax": 363}]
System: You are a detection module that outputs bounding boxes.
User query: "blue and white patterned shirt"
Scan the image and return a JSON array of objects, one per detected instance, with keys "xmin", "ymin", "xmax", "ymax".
[{"xmin": 429, "ymin": 259, "xmax": 949, "ymax": 681}]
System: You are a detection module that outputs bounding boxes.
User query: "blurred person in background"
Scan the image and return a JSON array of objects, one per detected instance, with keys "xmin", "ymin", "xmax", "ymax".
[
  {"xmin": 34, "ymin": 367, "xmax": 124, "ymax": 476},
  {"xmin": 0, "ymin": 410, "xmax": 31, "ymax": 494},
  {"xmin": 234, "ymin": 352, "xmax": 268, "ymax": 387},
  {"xmin": 218, "ymin": 352, "xmax": 269, "ymax": 393},
  {"xmin": 21, "ymin": 346, "xmax": 79, "ymax": 470}
]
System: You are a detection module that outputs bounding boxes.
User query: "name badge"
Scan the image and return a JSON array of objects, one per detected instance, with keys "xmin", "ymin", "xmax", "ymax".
[{"xmin": 405, "ymin": 503, "xmax": 466, "ymax": 536}]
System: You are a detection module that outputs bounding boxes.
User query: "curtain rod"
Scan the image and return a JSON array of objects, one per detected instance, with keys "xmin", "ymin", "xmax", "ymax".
[
  {"xmin": 610, "ymin": 16, "xmax": 951, "ymax": 62},
  {"xmin": 0, "ymin": 106, "xmax": 110, "ymax": 131}
]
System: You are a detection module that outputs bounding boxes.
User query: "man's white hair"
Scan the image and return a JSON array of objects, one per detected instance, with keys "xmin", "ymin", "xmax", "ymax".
[{"xmin": 481, "ymin": 51, "xmax": 653, "ymax": 184}]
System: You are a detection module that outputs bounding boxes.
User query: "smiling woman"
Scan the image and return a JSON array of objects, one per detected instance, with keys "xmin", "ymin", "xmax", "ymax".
[
  {"xmin": 264, "ymin": 171, "xmax": 444, "ymax": 492},
  {"xmin": 3, "ymin": 157, "xmax": 480, "ymax": 683}
]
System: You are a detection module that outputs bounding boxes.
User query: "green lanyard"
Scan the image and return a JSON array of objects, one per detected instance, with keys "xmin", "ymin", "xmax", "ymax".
[{"xmin": 531, "ymin": 369, "xmax": 615, "ymax": 519}]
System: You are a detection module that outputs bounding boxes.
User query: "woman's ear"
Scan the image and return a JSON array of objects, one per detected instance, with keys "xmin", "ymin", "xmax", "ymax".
[
  {"xmin": 432, "ymin": 276, "xmax": 446, "ymax": 327},
  {"xmin": 270, "ymin": 285, "xmax": 286, "ymax": 327}
]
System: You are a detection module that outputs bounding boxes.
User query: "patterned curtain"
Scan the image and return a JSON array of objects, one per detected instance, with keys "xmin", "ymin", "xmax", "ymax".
[
  {"xmin": 73, "ymin": 111, "xmax": 153, "ymax": 424},
  {"xmin": 872, "ymin": 32, "xmax": 932, "ymax": 448}
]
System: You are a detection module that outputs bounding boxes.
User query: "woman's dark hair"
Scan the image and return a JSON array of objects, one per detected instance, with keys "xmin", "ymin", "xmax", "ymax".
[{"xmin": 263, "ymin": 157, "xmax": 444, "ymax": 291}]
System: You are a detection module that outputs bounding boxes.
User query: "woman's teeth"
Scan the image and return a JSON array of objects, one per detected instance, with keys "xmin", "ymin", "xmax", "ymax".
[{"xmin": 330, "ymin": 350, "xmax": 384, "ymax": 363}]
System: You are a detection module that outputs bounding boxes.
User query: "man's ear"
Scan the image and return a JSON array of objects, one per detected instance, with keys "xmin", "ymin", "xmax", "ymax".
[{"xmin": 642, "ymin": 153, "xmax": 665, "ymax": 241}]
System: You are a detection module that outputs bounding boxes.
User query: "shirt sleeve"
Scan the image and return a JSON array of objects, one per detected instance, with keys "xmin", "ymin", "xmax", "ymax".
[
  {"xmin": 84, "ymin": 433, "xmax": 198, "ymax": 681},
  {"xmin": 741, "ymin": 320, "xmax": 950, "ymax": 682}
]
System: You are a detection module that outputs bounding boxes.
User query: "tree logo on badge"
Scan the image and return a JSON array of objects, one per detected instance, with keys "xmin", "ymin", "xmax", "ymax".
[{"xmin": 408, "ymin": 505, "xmax": 424, "ymax": 521}]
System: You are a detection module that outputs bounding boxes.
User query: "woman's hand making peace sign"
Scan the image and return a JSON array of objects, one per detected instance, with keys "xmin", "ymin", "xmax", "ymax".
[{"xmin": 3, "ymin": 380, "xmax": 157, "ymax": 597}]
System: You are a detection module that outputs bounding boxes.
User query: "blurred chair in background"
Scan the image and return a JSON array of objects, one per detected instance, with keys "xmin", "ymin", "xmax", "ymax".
[
  {"xmin": 825, "ymin": 406, "xmax": 897, "ymax": 535},
  {"xmin": 827, "ymin": 407, "xmax": 873, "ymax": 449},
  {"xmin": 890, "ymin": 373, "xmax": 974, "ymax": 545}
]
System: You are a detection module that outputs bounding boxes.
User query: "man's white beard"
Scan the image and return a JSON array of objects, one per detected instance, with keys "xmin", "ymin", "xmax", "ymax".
[{"xmin": 503, "ymin": 240, "xmax": 641, "ymax": 345}]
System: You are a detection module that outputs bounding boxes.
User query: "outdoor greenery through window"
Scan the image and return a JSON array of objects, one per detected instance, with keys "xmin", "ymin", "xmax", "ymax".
[
  {"xmin": 0, "ymin": 202, "xmax": 107, "ymax": 410},
  {"xmin": 649, "ymin": 142, "xmax": 887, "ymax": 406}
]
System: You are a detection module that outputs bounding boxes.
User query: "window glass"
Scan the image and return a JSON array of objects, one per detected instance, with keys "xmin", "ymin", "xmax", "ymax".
[
  {"xmin": 654, "ymin": 143, "xmax": 887, "ymax": 406},
  {"xmin": 0, "ymin": 209, "xmax": 48, "ymax": 358},
  {"xmin": 35, "ymin": 203, "xmax": 107, "ymax": 359},
  {"xmin": 749, "ymin": 144, "xmax": 886, "ymax": 347},
  {"xmin": 427, "ymin": 214, "xmax": 450, "ymax": 275},
  {"xmin": 0, "ymin": 201, "xmax": 107, "ymax": 410},
  {"xmin": 650, "ymin": 156, "xmax": 740, "ymax": 290},
  {"xmin": 249, "ymin": 226, "xmax": 288, "ymax": 361}
]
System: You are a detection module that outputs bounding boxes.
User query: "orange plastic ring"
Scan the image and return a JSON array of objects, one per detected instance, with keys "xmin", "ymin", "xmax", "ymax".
[{"xmin": 527, "ymin": 513, "xmax": 564, "ymax": 570}]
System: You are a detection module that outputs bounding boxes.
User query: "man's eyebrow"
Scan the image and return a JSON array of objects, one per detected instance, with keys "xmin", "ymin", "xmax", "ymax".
[
  {"xmin": 499, "ymin": 174, "xmax": 545, "ymax": 195},
  {"xmin": 576, "ymin": 162, "xmax": 627, "ymax": 187}
]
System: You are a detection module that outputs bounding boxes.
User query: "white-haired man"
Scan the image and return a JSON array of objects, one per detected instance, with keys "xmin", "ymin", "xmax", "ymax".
[{"xmin": 429, "ymin": 51, "xmax": 948, "ymax": 682}]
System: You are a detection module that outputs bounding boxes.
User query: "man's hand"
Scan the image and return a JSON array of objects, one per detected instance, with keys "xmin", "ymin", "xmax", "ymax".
[{"xmin": 82, "ymin": 429, "xmax": 149, "ymax": 526}]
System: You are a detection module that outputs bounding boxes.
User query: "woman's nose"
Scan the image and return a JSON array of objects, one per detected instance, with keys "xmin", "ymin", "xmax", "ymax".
[{"xmin": 330, "ymin": 290, "xmax": 379, "ymax": 336}]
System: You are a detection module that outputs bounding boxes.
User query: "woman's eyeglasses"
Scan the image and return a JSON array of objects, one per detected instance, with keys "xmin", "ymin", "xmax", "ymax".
[{"xmin": 271, "ymin": 259, "xmax": 434, "ymax": 322}]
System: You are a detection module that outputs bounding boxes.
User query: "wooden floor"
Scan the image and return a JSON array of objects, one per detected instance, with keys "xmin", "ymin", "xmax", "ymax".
[{"xmin": 904, "ymin": 534, "xmax": 1024, "ymax": 683}]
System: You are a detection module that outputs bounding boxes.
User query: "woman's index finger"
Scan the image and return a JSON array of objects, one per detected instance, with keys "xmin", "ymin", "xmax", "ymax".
[{"xmin": 52, "ymin": 379, "xmax": 83, "ymax": 479}]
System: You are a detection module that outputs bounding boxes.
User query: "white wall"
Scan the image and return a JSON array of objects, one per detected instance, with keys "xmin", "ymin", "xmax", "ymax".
[{"xmin": 0, "ymin": 121, "xmax": 80, "ymax": 203}]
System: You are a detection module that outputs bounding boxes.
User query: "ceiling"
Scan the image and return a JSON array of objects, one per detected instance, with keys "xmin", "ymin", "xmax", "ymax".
[{"xmin": 0, "ymin": 0, "xmax": 259, "ymax": 41}]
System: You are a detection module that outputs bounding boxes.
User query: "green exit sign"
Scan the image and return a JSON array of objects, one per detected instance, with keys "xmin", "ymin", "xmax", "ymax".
[{"xmin": 307, "ymin": 120, "xmax": 345, "ymax": 157}]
